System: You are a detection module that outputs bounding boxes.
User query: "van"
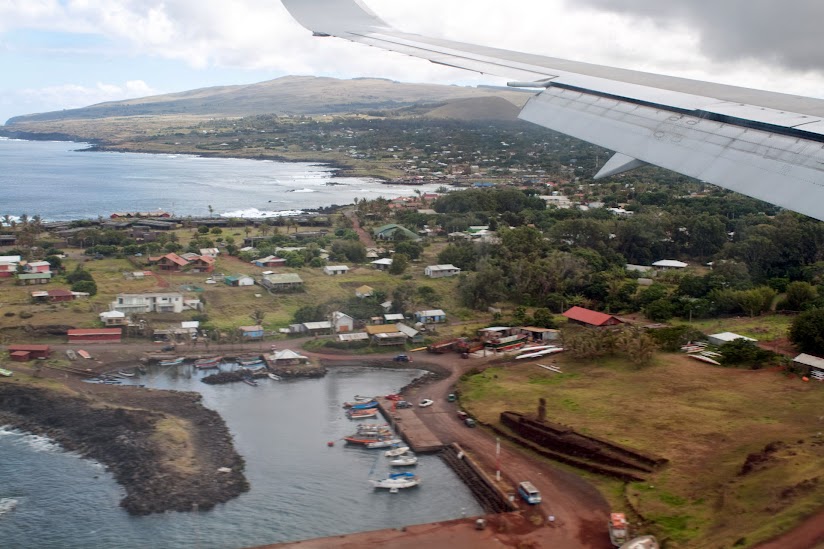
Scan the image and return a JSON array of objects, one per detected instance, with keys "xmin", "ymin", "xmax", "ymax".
[{"xmin": 517, "ymin": 481, "xmax": 541, "ymax": 505}]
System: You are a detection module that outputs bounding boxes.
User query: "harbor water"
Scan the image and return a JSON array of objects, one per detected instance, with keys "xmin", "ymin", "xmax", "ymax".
[{"xmin": 0, "ymin": 365, "xmax": 482, "ymax": 548}]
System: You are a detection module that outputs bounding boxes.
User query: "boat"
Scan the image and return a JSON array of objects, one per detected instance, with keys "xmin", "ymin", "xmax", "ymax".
[
  {"xmin": 384, "ymin": 394, "xmax": 403, "ymax": 401},
  {"xmin": 370, "ymin": 472, "xmax": 420, "ymax": 490},
  {"xmin": 609, "ymin": 513, "xmax": 629, "ymax": 547},
  {"xmin": 0, "ymin": 368, "xmax": 13, "ymax": 377},
  {"xmin": 356, "ymin": 424, "xmax": 392, "ymax": 435},
  {"xmin": 389, "ymin": 455, "xmax": 418, "ymax": 467},
  {"xmin": 347, "ymin": 408, "xmax": 379, "ymax": 419},
  {"xmin": 384, "ymin": 446, "xmax": 410, "ymax": 457},
  {"xmin": 344, "ymin": 400, "xmax": 378, "ymax": 410},
  {"xmin": 688, "ymin": 354, "xmax": 721, "ymax": 366},
  {"xmin": 159, "ymin": 357, "xmax": 185, "ymax": 366},
  {"xmin": 516, "ymin": 347, "xmax": 565, "ymax": 360},
  {"xmin": 239, "ymin": 358, "xmax": 263, "ymax": 366},
  {"xmin": 242, "ymin": 378, "xmax": 258, "ymax": 387},
  {"xmin": 486, "ymin": 333, "xmax": 528, "ymax": 351},
  {"xmin": 267, "ymin": 373, "xmax": 282, "ymax": 381},
  {"xmin": 620, "ymin": 535, "xmax": 659, "ymax": 549},
  {"xmin": 353, "ymin": 395, "xmax": 373, "ymax": 401},
  {"xmin": 419, "ymin": 399, "xmax": 434, "ymax": 408},
  {"xmin": 117, "ymin": 371, "xmax": 135, "ymax": 377},
  {"xmin": 65, "ymin": 349, "xmax": 77, "ymax": 361},
  {"xmin": 77, "ymin": 350, "xmax": 92, "ymax": 359},
  {"xmin": 194, "ymin": 356, "xmax": 222, "ymax": 369},
  {"xmin": 366, "ymin": 438, "xmax": 402, "ymax": 448}
]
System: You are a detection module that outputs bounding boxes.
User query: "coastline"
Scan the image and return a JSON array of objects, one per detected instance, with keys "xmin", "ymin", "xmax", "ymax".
[{"xmin": 0, "ymin": 379, "xmax": 249, "ymax": 516}]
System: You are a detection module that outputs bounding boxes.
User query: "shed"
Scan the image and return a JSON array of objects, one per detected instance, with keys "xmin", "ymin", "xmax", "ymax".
[
  {"xmin": 355, "ymin": 285, "xmax": 374, "ymax": 298},
  {"xmin": 793, "ymin": 354, "xmax": 824, "ymax": 380},
  {"xmin": 520, "ymin": 326, "xmax": 560, "ymax": 342},
  {"xmin": 260, "ymin": 273, "xmax": 303, "ymax": 291},
  {"xmin": 331, "ymin": 311, "xmax": 355, "ymax": 333},
  {"xmin": 7, "ymin": 344, "xmax": 51, "ymax": 359},
  {"xmin": 414, "ymin": 309, "xmax": 447, "ymax": 324},
  {"xmin": 99, "ymin": 311, "xmax": 128, "ymax": 326},
  {"xmin": 271, "ymin": 349, "xmax": 309, "ymax": 366},
  {"xmin": 224, "ymin": 275, "xmax": 255, "ymax": 287},
  {"xmin": 384, "ymin": 313, "xmax": 405, "ymax": 322},
  {"xmin": 562, "ymin": 306, "xmax": 623, "ymax": 327},
  {"xmin": 239, "ymin": 325, "xmax": 265, "ymax": 340},
  {"xmin": 10, "ymin": 351, "xmax": 31, "ymax": 362},
  {"xmin": 395, "ymin": 323, "xmax": 423, "ymax": 343},
  {"xmin": 424, "ymin": 264, "xmax": 461, "ymax": 278},
  {"xmin": 303, "ymin": 321, "xmax": 333, "ymax": 335},
  {"xmin": 67, "ymin": 328, "xmax": 122, "ymax": 343},
  {"xmin": 371, "ymin": 258, "xmax": 393, "ymax": 270},
  {"xmin": 708, "ymin": 332, "xmax": 757, "ymax": 346},
  {"xmin": 652, "ymin": 260, "xmax": 688, "ymax": 270},
  {"xmin": 338, "ymin": 332, "xmax": 369, "ymax": 343},
  {"xmin": 323, "ymin": 265, "xmax": 349, "ymax": 276},
  {"xmin": 16, "ymin": 272, "xmax": 52, "ymax": 285},
  {"xmin": 371, "ymin": 332, "xmax": 407, "ymax": 346}
]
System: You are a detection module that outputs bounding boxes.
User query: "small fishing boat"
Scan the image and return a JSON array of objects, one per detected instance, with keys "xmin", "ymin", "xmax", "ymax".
[
  {"xmin": 418, "ymin": 399, "xmax": 434, "ymax": 408},
  {"xmin": 242, "ymin": 378, "xmax": 258, "ymax": 387},
  {"xmin": 77, "ymin": 350, "xmax": 92, "ymax": 359},
  {"xmin": 0, "ymin": 368, "xmax": 13, "ymax": 377},
  {"xmin": 384, "ymin": 394, "xmax": 403, "ymax": 401},
  {"xmin": 159, "ymin": 357, "xmax": 184, "ymax": 366},
  {"xmin": 343, "ymin": 400, "xmax": 378, "ymax": 410},
  {"xmin": 356, "ymin": 424, "xmax": 392, "ymax": 435},
  {"xmin": 370, "ymin": 472, "xmax": 420, "ymax": 490},
  {"xmin": 688, "ymin": 354, "xmax": 721, "ymax": 366},
  {"xmin": 384, "ymin": 446, "xmax": 409, "ymax": 457},
  {"xmin": 194, "ymin": 356, "xmax": 222, "ymax": 369},
  {"xmin": 65, "ymin": 349, "xmax": 77, "ymax": 361},
  {"xmin": 366, "ymin": 438, "xmax": 402, "ymax": 449},
  {"xmin": 389, "ymin": 455, "xmax": 418, "ymax": 467},
  {"xmin": 117, "ymin": 371, "xmax": 135, "ymax": 377},
  {"xmin": 267, "ymin": 373, "xmax": 282, "ymax": 381},
  {"xmin": 353, "ymin": 395, "xmax": 373, "ymax": 401},
  {"xmin": 239, "ymin": 358, "xmax": 263, "ymax": 366},
  {"xmin": 347, "ymin": 408, "xmax": 379, "ymax": 419}
]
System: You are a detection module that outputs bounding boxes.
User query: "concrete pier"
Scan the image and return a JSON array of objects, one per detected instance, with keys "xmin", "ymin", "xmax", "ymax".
[{"xmin": 376, "ymin": 397, "xmax": 443, "ymax": 453}]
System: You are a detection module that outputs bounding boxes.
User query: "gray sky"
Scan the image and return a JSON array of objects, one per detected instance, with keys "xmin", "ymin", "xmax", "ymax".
[{"xmin": 1, "ymin": 0, "xmax": 823, "ymax": 123}]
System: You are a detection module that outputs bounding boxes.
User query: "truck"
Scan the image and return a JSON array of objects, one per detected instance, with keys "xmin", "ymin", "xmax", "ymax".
[{"xmin": 427, "ymin": 338, "xmax": 459, "ymax": 354}]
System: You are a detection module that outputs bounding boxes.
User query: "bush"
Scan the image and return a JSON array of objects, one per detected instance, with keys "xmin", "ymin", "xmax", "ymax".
[
  {"xmin": 71, "ymin": 279, "xmax": 98, "ymax": 296},
  {"xmin": 19, "ymin": 311, "xmax": 33, "ymax": 319}
]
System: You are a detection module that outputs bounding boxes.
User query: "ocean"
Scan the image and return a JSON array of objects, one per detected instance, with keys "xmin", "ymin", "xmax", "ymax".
[
  {"xmin": 0, "ymin": 366, "xmax": 482, "ymax": 548},
  {"xmin": 0, "ymin": 138, "xmax": 442, "ymax": 221}
]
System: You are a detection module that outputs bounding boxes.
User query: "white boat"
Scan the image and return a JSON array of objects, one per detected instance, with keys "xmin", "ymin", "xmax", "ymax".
[
  {"xmin": 384, "ymin": 446, "xmax": 409, "ymax": 457},
  {"xmin": 516, "ymin": 347, "xmax": 564, "ymax": 360},
  {"xmin": 267, "ymin": 373, "xmax": 282, "ymax": 381},
  {"xmin": 419, "ymin": 399, "xmax": 434, "ymax": 408},
  {"xmin": 366, "ymin": 438, "xmax": 402, "ymax": 448},
  {"xmin": 117, "ymin": 371, "xmax": 135, "ymax": 377},
  {"xmin": 370, "ymin": 472, "xmax": 420, "ymax": 490},
  {"xmin": 389, "ymin": 455, "xmax": 418, "ymax": 467}
]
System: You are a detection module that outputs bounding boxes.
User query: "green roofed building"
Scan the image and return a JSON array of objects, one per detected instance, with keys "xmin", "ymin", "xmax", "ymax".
[
  {"xmin": 372, "ymin": 224, "xmax": 421, "ymax": 242},
  {"xmin": 260, "ymin": 273, "xmax": 303, "ymax": 292}
]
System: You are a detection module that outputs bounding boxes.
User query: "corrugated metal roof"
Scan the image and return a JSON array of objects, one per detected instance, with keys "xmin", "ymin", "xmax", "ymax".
[
  {"xmin": 794, "ymin": 353, "xmax": 824, "ymax": 369},
  {"xmin": 562, "ymin": 306, "xmax": 621, "ymax": 327},
  {"xmin": 68, "ymin": 328, "xmax": 122, "ymax": 336}
]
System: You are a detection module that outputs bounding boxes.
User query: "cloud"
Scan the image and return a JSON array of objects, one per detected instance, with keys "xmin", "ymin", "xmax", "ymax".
[
  {"xmin": 11, "ymin": 80, "xmax": 159, "ymax": 115},
  {"xmin": 571, "ymin": 0, "xmax": 824, "ymax": 73}
]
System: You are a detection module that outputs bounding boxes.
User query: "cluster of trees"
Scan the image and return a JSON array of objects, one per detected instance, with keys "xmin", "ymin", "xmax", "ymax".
[{"xmin": 66, "ymin": 265, "xmax": 97, "ymax": 296}]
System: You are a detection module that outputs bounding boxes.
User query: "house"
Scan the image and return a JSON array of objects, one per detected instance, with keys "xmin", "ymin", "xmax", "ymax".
[
  {"xmin": 199, "ymin": 248, "xmax": 220, "ymax": 258},
  {"xmin": 31, "ymin": 289, "xmax": 75, "ymax": 303},
  {"xmin": 708, "ymin": 332, "xmax": 757, "ymax": 347},
  {"xmin": 16, "ymin": 272, "xmax": 51, "ymax": 285},
  {"xmin": 188, "ymin": 256, "xmax": 215, "ymax": 273},
  {"xmin": 0, "ymin": 255, "xmax": 21, "ymax": 278},
  {"xmin": 239, "ymin": 325, "xmax": 265, "ymax": 340},
  {"xmin": 793, "ymin": 354, "xmax": 824, "ymax": 380},
  {"xmin": 652, "ymin": 259, "xmax": 688, "ymax": 270},
  {"xmin": 323, "ymin": 265, "xmax": 349, "ymax": 276},
  {"xmin": 152, "ymin": 253, "xmax": 189, "ymax": 272},
  {"xmin": 100, "ymin": 311, "xmax": 128, "ymax": 326},
  {"xmin": 260, "ymin": 273, "xmax": 303, "ymax": 292},
  {"xmin": 7, "ymin": 344, "xmax": 51, "ymax": 361},
  {"xmin": 415, "ymin": 309, "xmax": 447, "ymax": 324},
  {"xmin": 0, "ymin": 235, "xmax": 17, "ymax": 246},
  {"xmin": 425, "ymin": 264, "xmax": 461, "ymax": 278},
  {"xmin": 395, "ymin": 323, "xmax": 423, "ymax": 343},
  {"xmin": 254, "ymin": 256, "xmax": 287, "ymax": 268},
  {"xmin": 338, "ymin": 332, "xmax": 369, "ymax": 344},
  {"xmin": 372, "ymin": 223, "xmax": 421, "ymax": 242},
  {"xmin": 331, "ymin": 311, "xmax": 355, "ymax": 333},
  {"xmin": 224, "ymin": 275, "xmax": 255, "ymax": 287},
  {"xmin": 270, "ymin": 349, "xmax": 309, "ymax": 366},
  {"xmin": 384, "ymin": 313, "xmax": 405, "ymax": 323},
  {"xmin": 562, "ymin": 306, "xmax": 623, "ymax": 328},
  {"xmin": 24, "ymin": 261, "xmax": 52, "ymax": 273},
  {"xmin": 519, "ymin": 326, "xmax": 561, "ymax": 342},
  {"xmin": 371, "ymin": 331, "xmax": 407, "ymax": 346},
  {"xmin": 302, "ymin": 321, "xmax": 333, "ymax": 336},
  {"xmin": 371, "ymin": 258, "xmax": 393, "ymax": 270},
  {"xmin": 110, "ymin": 292, "xmax": 185, "ymax": 314},
  {"xmin": 355, "ymin": 285, "xmax": 374, "ymax": 298},
  {"xmin": 67, "ymin": 328, "xmax": 122, "ymax": 343},
  {"xmin": 181, "ymin": 321, "xmax": 200, "ymax": 336}
]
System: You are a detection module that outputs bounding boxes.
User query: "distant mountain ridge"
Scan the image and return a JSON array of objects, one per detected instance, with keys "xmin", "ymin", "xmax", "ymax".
[{"xmin": 5, "ymin": 75, "xmax": 530, "ymax": 125}]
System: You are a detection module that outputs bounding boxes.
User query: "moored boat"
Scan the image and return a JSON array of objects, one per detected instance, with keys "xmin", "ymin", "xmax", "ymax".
[
  {"xmin": 389, "ymin": 455, "xmax": 418, "ymax": 467},
  {"xmin": 384, "ymin": 446, "xmax": 409, "ymax": 457},
  {"xmin": 242, "ymin": 377, "xmax": 258, "ymax": 387},
  {"xmin": 353, "ymin": 395, "xmax": 373, "ymax": 401},
  {"xmin": 366, "ymin": 438, "xmax": 402, "ymax": 449},
  {"xmin": 0, "ymin": 368, "xmax": 13, "ymax": 377},
  {"xmin": 65, "ymin": 349, "xmax": 77, "ymax": 361},
  {"xmin": 239, "ymin": 357, "xmax": 263, "ymax": 366},
  {"xmin": 370, "ymin": 472, "xmax": 420, "ymax": 490},
  {"xmin": 343, "ymin": 400, "xmax": 378, "ymax": 410},
  {"xmin": 267, "ymin": 373, "xmax": 282, "ymax": 381},
  {"xmin": 117, "ymin": 371, "xmax": 135, "ymax": 377},
  {"xmin": 77, "ymin": 350, "xmax": 92, "ymax": 359},
  {"xmin": 194, "ymin": 356, "xmax": 223, "ymax": 369},
  {"xmin": 347, "ymin": 408, "xmax": 379, "ymax": 419},
  {"xmin": 159, "ymin": 357, "xmax": 185, "ymax": 366}
]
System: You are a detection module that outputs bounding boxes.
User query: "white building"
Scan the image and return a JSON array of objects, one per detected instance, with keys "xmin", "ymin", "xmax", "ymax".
[
  {"xmin": 331, "ymin": 311, "xmax": 355, "ymax": 333},
  {"xmin": 323, "ymin": 265, "xmax": 350, "ymax": 276},
  {"xmin": 371, "ymin": 258, "xmax": 393, "ymax": 270},
  {"xmin": 708, "ymin": 332, "xmax": 757, "ymax": 346},
  {"xmin": 199, "ymin": 248, "xmax": 220, "ymax": 258},
  {"xmin": 425, "ymin": 264, "xmax": 462, "ymax": 278},
  {"xmin": 652, "ymin": 260, "xmax": 688, "ymax": 270},
  {"xmin": 540, "ymin": 195, "xmax": 573, "ymax": 209},
  {"xmin": 99, "ymin": 311, "xmax": 127, "ymax": 326},
  {"xmin": 110, "ymin": 293, "xmax": 185, "ymax": 314}
]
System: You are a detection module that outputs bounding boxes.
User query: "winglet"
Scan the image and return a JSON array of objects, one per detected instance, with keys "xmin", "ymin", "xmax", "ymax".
[
  {"xmin": 281, "ymin": 0, "xmax": 390, "ymax": 36},
  {"xmin": 594, "ymin": 153, "xmax": 648, "ymax": 179}
]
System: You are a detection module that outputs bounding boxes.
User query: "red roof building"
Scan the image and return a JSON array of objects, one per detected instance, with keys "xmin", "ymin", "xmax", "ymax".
[
  {"xmin": 562, "ymin": 306, "xmax": 623, "ymax": 327},
  {"xmin": 189, "ymin": 256, "xmax": 215, "ymax": 273},
  {"xmin": 154, "ymin": 253, "xmax": 189, "ymax": 272},
  {"xmin": 7, "ymin": 344, "xmax": 51, "ymax": 359},
  {"xmin": 67, "ymin": 328, "xmax": 122, "ymax": 343}
]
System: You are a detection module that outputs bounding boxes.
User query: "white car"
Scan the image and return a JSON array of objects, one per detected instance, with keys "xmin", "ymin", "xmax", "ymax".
[{"xmin": 419, "ymin": 399, "xmax": 434, "ymax": 408}]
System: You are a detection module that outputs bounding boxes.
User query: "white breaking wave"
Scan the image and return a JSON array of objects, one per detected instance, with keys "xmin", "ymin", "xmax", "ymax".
[
  {"xmin": 0, "ymin": 427, "xmax": 62, "ymax": 453},
  {"xmin": 0, "ymin": 498, "xmax": 18, "ymax": 517},
  {"xmin": 220, "ymin": 208, "xmax": 304, "ymax": 219},
  {"xmin": 289, "ymin": 188, "xmax": 317, "ymax": 193}
]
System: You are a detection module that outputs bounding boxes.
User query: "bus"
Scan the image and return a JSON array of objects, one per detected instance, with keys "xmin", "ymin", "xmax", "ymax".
[{"xmin": 518, "ymin": 481, "xmax": 541, "ymax": 504}]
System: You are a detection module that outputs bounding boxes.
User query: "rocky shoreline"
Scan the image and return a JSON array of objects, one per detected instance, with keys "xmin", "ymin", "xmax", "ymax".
[{"xmin": 0, "ymin": 382, "xmax": 249, "ymax": 515}]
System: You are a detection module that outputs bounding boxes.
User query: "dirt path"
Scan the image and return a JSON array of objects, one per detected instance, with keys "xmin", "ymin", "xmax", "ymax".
[{"xmin": 343, "ymin": 209, "xmax": 375, "ymax": 248}]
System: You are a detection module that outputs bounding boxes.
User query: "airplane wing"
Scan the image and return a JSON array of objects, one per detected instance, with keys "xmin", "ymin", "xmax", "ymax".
[{"xmin": 281, "ymin": 0, "xmax": 824, "ymax": 221}]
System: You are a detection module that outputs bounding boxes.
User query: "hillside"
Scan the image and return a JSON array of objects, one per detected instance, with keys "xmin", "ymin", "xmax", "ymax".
[{"xmin": 4, "ymin": 75, "xmax": 530, "ymax": 125}]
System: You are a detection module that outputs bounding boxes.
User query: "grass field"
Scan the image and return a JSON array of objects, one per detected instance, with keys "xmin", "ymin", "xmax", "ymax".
[{"xmin": 459, "ymin": 354, "xmax": 824, "ymax": 547}]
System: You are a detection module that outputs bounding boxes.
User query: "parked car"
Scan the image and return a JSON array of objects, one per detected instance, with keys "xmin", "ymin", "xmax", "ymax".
[
  {"xmin": 457, "ymin": 410, "xmax": 469, "ymax": 420},
  {"xmin": 465, "ymin": 418, "xmax": 477, "ymax": 427},
  {"xmin": 393, "ymin": 354, "xmax": 411, "ymax": 362},
  {"xmin": 396, "ymin": 400, "xmax": 412, "ymax": 409}
]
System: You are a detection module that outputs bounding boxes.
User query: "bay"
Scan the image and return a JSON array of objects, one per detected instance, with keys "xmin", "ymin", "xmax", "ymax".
[
  {"xmin": 0, "ymin": 138, "xmax": 442, "ymax": 221},
  {"xmin": 0, "ymin": 366, "xmax": 482, "ymax": 549}
]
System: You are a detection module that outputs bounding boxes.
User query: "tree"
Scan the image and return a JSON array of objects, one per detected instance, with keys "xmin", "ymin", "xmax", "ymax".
[
  {"xmin": 71, "ymin": 279, "xmax": 97, "ymax": 296},
  {"xmin": 394, "ymin": 240, "xmax": 423, "ymax": 260},
  {"xmin": 789, "ymin": 308, "xmax": 824, "ymax": 354},
  {"xmin": 531, "ymin": 308, "xmax": 557, "ymax": 329},
  {"xmin": 389, "ymin": 253, "xmax": 409, "ymax": 275},
  {"xmin": 458, "ymin": 261, "xmax": 505, "ymax": 310},
  {"xmin": 198, "ymin": 225, "xmax": 209, "ymax": 234},
  {"xmin": 249, "ymin": 309, "xmax": 266, "ymax": 326},
  {"xmin": 784, "ymin": 281, "xmax": 818, "ymax": 311}
]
